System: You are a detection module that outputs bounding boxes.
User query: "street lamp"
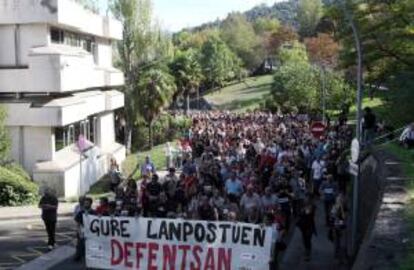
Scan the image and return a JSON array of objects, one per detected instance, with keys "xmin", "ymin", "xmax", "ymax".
[{"xmin": 340, "ymin": 0, "xmax": 364, "ymax": 256}]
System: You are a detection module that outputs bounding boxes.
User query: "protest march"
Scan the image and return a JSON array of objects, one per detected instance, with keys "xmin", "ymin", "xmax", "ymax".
[
  {"xmin": 84, "ymin": 215, "xmax": 272, "ymax": 270},
  {"xmin": 39, "ymin": 110, "xmax": 353, "ymax": 269}
]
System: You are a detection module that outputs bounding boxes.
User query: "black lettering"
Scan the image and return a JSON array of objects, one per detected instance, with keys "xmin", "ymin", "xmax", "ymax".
[
  {"xmin": 183, "ymin": 222, "xmax": 193, "ymax": 242},
  {"xmin": 110, "ymin": 219, "xmax": 120, "ymax": 236},
  {"xmin": 90, "ymin": 219, "xmax": 99, "ymax": 236},
  {"xmin": 206, "ymin": 223, "xmax": 217, "ymax": 243},
  {"xmin": 147, "ymin": 220, "xmax": 158, "ymax": 239},
  {"xmin": 231, "ymin": 225, "xmax": 240, "ymax": 244},
  {"xmin": 101, "ymin": 219, "xmax": 109, "ymax": 236},
  {"xmin": 253, "ymin": 228, "xmax": 265, "ymax": 247},
  {"xmin": 241, "ymin": 226, "xmax": 252, "ymax": 245},
  {"xmin": 159, "ymin": 221, "xmax": 169, "ymax": 240},
  {"xmin": 120, "ymin": 220, "xmax": 130, "ymax": 237},
  {"xmin": 169, "ymin": 222, "xmax": 181, "ymax": 241},
  {"xmin": 194, "ymin": 223, "xmax": 206, "ymax": 243},
  {"xmin": 219, "ymin": 224, "xmax": 231, "ymax": 243}
]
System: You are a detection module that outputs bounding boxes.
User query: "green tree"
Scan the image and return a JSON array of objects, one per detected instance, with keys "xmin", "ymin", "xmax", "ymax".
[
  {"xmin": 170, "ymin": 49, "xmax": 203, "ymax": 113},
  {"xmin": 0, "ymin": 107, "xmax": 10, "ymax": 161},
  {"xmin": 254, "ymin": 17, "xmax": 280, "ymax": 35},
  {"xmin": 278, "ymin": 41, "xmax": 309, "ymax": 65},
  {"xmin": 297, "ymin": 0, "xmax": 324, "ymax": 38},
  {"xmin": 135, "ymin": 64, "xmax": 176, "ymax": 148},
  {"xmin": 200, "ymin": 37, "xmax": 242, "ymax": 88},
  {"xmin": 220, "ymin": 13, "xmax": 263, "ymax": 70},
  {"xmin": 111, "ymin": 0, "xmax": 154, "ymax": 153}
]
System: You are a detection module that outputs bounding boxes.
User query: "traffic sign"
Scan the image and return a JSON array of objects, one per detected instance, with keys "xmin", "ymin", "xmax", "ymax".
[{"xmin": 311, "ymin": 121, "xmax": 326, "ymax": 138}]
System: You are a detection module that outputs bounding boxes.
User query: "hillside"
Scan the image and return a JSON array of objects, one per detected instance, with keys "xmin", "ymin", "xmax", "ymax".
[{"xmin": 203, "ymin": 75, "xmax": 273, "ymax": 112}]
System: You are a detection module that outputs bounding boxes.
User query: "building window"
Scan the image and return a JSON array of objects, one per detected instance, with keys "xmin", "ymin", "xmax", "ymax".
[
  {"xmin": 54, "ymin": 125, "xmax": 75, "ymax": 152},
  {"xmin": 54, "ymin": 116, "xmax": 97, "ymax": 152},
  {"xmin": 51, "ymin": 28, "xmax": 64, "ymax": 44},
  {"xmin": 50, "ymin": 27, "xmax": 95, "ymax": 54}
]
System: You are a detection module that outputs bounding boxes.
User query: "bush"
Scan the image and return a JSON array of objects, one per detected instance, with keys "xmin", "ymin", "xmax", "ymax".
[{"xmin": 0, "ymin": 166, "xmax": 39, "ymax": 206}]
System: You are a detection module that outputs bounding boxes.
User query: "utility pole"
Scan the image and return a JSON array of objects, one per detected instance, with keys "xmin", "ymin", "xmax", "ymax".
[
  {"xmin": 320, "ymin": 65, "xmax": 326, "ymax": 123},
  {"xmin": 341, "ymin": 0, "xmax": 364, "ymax": 257}
]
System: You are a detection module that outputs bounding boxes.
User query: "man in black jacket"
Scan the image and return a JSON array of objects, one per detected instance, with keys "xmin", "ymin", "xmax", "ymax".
[{"xmin": 39, "ymin": 188, "xmax": 58, "ymax": 250}]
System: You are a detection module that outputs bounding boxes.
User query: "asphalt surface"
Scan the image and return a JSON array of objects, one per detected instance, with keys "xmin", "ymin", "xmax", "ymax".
[{"xmin": 0, "ymin": 216, "xmax": 77, "ymax": 270}]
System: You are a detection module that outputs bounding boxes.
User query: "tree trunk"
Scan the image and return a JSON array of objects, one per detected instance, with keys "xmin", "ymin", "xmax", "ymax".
[
  {"xmin": 197, "ymin": 87, "xmax": 200, "ymax": 110},
  {"xmin": 124, "ymin": 123, "xmax": 132, "ymax": 154},
  {"xmin": 185, "ymin": 94, "xmax": 190, "ymax": 115},
  {"xmin": 148, "ymin": 122, "xmax": 153, "ymax": 149}
]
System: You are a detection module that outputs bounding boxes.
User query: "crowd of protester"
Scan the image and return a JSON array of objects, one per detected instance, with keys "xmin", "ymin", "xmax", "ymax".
[{"xmin": 67, "ymin": 111, "xmax": 354, "ymax": 265}]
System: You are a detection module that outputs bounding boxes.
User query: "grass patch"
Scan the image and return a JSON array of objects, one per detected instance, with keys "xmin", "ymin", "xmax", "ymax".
[
  {"xmin": 204, "ymin": 75, "xmax": 273, "ymax": 112},
  {"xmin": 383, "ymin": 143, "xmax": 414, "ymax": 270}
]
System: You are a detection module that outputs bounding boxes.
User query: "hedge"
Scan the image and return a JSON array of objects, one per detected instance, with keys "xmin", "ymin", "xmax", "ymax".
[{"xmin": 0, "ymin": 165, "xmax": 39, "ymax": 206}]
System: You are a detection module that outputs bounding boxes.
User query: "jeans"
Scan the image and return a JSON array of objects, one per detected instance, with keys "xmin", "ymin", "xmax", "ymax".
[{"xmin": 43, "ymin": 219, "xmax": 56, "ymax": 246}]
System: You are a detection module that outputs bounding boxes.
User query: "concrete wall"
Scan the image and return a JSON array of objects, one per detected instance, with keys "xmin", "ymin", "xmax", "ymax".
[
  {"xmin": 19, "ymin": 24, "xmax": 49, "ymax": 65},
  {"xmin": 33, "ymin": 144, "xmax": 125, "ymax": 198},
  {"xmin": 22, "ymin": 126, "xmax": 54, "ymax": 174},
  {"xmin": 0, "ymin": 0, "xmax": 122, "ymax": 40},
  {"xmin": 97, "ymin": 112, "xmax": 115, "ymax": 149},
  {"xmin": 3, "ymin": 90, "xmax": 124, "ymax": 127},
  {"xmin": 95, "ymin": 38, "xmax": 112, "ymax": 68},
  {"xmin": 0, "ymin": 25, "xmax": 16, "ymax": 66},
  {"xmin": 352, "ymin": 150, "xmax": 411, "ymax": 270}
]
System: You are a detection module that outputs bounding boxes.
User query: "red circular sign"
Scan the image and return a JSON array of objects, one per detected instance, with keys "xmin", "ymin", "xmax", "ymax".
[{"xmin": 311, "ymin": 122, "xmax": 326, "ymax": 138}]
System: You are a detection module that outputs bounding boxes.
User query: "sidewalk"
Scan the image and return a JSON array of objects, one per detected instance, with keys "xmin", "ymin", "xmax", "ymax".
[
  {"xmin": 280, "ymin": 200, "xmax": 348, "ymax": 270},
  {"xmin": 0, "ymin": 202, "xmax": 76, "ymax": 222}
]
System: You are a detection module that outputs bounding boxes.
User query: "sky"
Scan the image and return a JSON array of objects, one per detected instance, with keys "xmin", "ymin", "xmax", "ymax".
[{"xmin": 152, "ymin": 0, "xmax": 283, "ymax": 32}]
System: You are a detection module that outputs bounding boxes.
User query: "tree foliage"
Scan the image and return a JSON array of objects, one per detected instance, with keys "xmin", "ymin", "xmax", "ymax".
[
  {"xmin": 200, "ymin": 37, "xmax": 242, "ymax": 88},
  {"xmin": 304, "ymin": 33, "xmax": 339, "ymax": 68},
  {"xmin": 170, "ymin": 49, "xmax": 204, "ymax": 112},
  {"xmin": 297, "ymin": 0, "xmax": 324, "ymax": 38},
  {"xmin": 0, "ymin": 107, "xmax": 9, "ymax": 162},
  {"xmin": 220, "ymin": 13, "xmax": 263, "ymax": 70},
  {"xmin": 135, "ymin": 64, "xmax": 176, "ymax": 148}
]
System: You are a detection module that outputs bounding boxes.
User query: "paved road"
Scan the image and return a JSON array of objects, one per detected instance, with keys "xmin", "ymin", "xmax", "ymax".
[
  {"xmin": 280, "ymin": 200, "xmax": 349, "ymax": 270},
  {"xmin": 0, "ymin": 217, "xmax": 76, "ymax": 270}
]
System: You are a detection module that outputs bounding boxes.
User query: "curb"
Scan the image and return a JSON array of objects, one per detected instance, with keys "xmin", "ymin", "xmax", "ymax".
[{"xmin": 16, "ymin": 245, "xmax": 75, "ymax": 270}]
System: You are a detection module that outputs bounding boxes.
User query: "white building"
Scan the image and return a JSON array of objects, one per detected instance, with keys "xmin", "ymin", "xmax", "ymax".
[{"xmin": 0, "ymin": 0, "xmax": 126, "ymax": 198}]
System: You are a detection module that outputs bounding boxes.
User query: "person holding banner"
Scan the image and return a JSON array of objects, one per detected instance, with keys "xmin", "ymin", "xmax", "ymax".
[{"xmin": 74, "ymin": 197, "xmax": 96, "ymax": 262}]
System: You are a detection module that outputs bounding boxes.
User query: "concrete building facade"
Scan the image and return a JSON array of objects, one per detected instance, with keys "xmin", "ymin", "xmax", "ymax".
[{"xmin": 0, "ymin": 0, "xmax": 126, "ymax": 197}]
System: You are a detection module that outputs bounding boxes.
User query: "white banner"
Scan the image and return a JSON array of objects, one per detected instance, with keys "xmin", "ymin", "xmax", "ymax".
[{"xmin": 84, "ymin": 215, "xmax": 272, "ymax": 270}]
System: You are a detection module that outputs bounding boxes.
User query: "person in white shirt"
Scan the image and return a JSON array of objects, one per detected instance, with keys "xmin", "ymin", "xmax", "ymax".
[{"xmin": 311, "ymin": 157, "xmax": 325, "ymax": 196}]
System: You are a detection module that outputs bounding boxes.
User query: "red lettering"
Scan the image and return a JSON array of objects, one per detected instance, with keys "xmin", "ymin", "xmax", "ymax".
[
  {"xmin": 124, "ymin": 242, "xmax": 133, "ymax": 268},
  {"xmin": 190, "ymin": 245, "xmax": 203, "ymax": 270},
  {"xmin": 163, "ymin": 244, "xmax": 177, "ymax": 270},
  {"xmin": 178, "ymin": 245, "xmax": 191, "ymax": 270},
  {"xmin": 135, "ymin": 242, "xmax": 147, "ymax": 269},
  {"xmin": 148, "ymin": 243, "xmax": 159, "ymax": 270},
  {"xmin": 203, "ymin": 248, "xmax": 215, "ymax": 270},
  {"xmin": 218, "ymin": 248, "xmax": 232, "ymax": 270},
  {"xmin": 111, "ymin": 239, "xmax": 123, "ymax": 266}
]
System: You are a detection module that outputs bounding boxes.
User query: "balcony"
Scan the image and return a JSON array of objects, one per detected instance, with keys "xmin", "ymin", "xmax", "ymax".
[
  {"xmin": 4, "ymin": 90, "xmax": 124, "ymax": 127},
  {"xmin": 0, "ymin": 0, "xmax": 122, "ymax": 40},
  {"xmin": 0, "ymin": 45, "xmax": 124, "ymax": 93}
]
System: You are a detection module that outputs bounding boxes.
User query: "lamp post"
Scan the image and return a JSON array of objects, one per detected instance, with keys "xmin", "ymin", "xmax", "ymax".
[{"xmin": 341, "ymin": 0, "xmax": 364, "ymax": 256}]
